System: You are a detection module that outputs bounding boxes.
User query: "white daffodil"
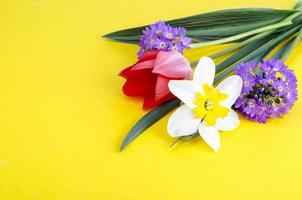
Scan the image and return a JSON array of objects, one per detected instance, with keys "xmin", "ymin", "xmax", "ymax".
[{"xmin": 167, "ymin": 57, "xmax": 243, "ymax": 152}]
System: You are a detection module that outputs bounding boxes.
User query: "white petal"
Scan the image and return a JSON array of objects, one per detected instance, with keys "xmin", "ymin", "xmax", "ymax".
[
  {"xmin": 168, "ymin": 80, "xmax": 202, "ymax": 108},
  {"xmin": 167, "ymin": 105, "xmax": 201, "ymax": 137},
  {"xmin": 216, "ymin": 75, "xmax": 243, "ymax": 108},
  {"xmin": 193, "ymin": 57, "xmax": 215, "ymax": 86},
  {"xmin": 215, "ymin": 109, "xmax": 240, "ymax": 131},
  {"xmin": 198, "ymin": 123, "xmax": 220, "ymax": 152}
]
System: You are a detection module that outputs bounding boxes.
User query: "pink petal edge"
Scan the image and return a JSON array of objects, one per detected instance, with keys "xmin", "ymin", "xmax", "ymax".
[{"xmin": 152, "ymin": 51, "xmax": 192, "ymax": 78}]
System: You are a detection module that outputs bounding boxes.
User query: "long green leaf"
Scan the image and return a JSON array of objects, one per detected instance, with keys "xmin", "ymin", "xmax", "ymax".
[
  {"xmin": 120, "ymin": 99, "xmax": 180, "ymax": 151},
  {"xmin": 215, "ymin": 34, "xmax": 275, "ymax": 72},
  {"xmin": 104, "ymin": 8, "xmax": 295, "ymax": 44},
  {"xmin": 294, "ymin": 0, "xmax": 302, "ymax": 10},
  {"xmin": 274, "ymin": 37, "xmax": 295, "ymax": 60},
  {"xmin": 215, "ymin": 25, "xmax": 300, "ymax": 83},
  {"xmin": 279, "ymin": 27, "xmax": 302, "ymax": 61}
]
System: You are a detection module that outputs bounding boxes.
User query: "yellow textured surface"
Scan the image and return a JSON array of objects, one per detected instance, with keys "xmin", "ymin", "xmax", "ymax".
[{"xmin": 0, "ymin": 0, "xmax": 302, "ymax": 199}]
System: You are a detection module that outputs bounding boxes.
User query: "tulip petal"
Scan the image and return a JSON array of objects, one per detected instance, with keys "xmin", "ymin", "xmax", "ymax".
[
  {"xmin": 119, "ymin": 66, "xmax": 133, "ymax": 79},
  {"xmin": 193, "ymin": 57, "xmax": 215, "ymax": 86},
  {"xmin": 198, "ymin": 123, "xmax": 220, "ymax": 152},
  {"xmin": 167, "ymin": 105, "xmax": 200, "ymax": 137},
  {"xmin": 139, "ymin": 50, "xmax": 159, "ymax": 61},
  {"xmin": 216, "ymin": 75, "xmax": 243, "ymax": 108},
  {"xmin": 132, "ymin": 60, "xmax": 155, "ymax": 70},
  {"xmin": 155, "ymin": 75, "xmax": 170, "ymax": 101},
  {"xmin": 215, "ymin": 109, "xmax": 240, "ymax": 131},
  {"xmin": 153, "ymin": 51, "xmax": 192, "ymax": 78},
  {"xmin": 143, "ymin": 93, "xmax": 175, "ymax": 110},
  {"xmin": 168, "ymin": 80, "xmax": 202, "ymax": 109},
  {"xmin": 122, "ymin": 72, "xmax": 156, "ymax": 97}
]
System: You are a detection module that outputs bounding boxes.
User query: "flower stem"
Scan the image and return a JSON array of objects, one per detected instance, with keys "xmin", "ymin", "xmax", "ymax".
[
  {"xmin": 214, "ymin": 25, "xmax": 301, "ymax": 83},
  {"xmin": 273, "ymin": 37, "xmax": 295, "ymax": 60},
  {"xmin": 210, "ymin": 30, "xmax": 275, "ymax": 59},
  {"xmin": 189, "ymin": 12, "xmax": 301, "ymax": 49},
  {"xmin": 280, "ymin": 26, "xmax": 302, "ymax": 61},
  {"xmin": 169, "ymin": 137, "xmax": 182, "ymax": 148},
  {"xmin": 189, "ymin": 21, "xmax": 293, "ymax": 48},
  {"xmin": 190, "ymin": 32, "xmax": 274, "ymax": 69},
  {"xmin": 170, "ymin": 132, "xmax": 199, "ymax": 148}
]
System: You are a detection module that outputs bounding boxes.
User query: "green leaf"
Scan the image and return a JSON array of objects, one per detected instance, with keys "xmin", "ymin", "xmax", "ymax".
[
  {"xmin": 120, "ymin": 99, "xmax": 180, "ymax": 151},
  {"xmin": 279, "ymin": 26, "xmax": 302, "ymax": 61},
  {"xmin": 104, "ymin": 8, "xmax": 296, "ymax": 44},
  {"xmin": 274, "ymin": 37, "xmax": 295, "ymax": 60},
  {"xmin": 294, "ymin": 0, "xmax": 302, "ymax": 10},
  {"xmin": 215, "ymin": 34, "xmax": 276, "ymax": 72},
  {"xmin": 249, "ymin": 25, "xmax": 301, "ymax": 60},
  {"xmin": 215, "ymin": 25, "xmax": 300, "ymax": 83}
]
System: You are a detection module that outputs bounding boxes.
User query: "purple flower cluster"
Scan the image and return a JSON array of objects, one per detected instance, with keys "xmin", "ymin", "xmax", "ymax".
[
  {"xmin": 138, "ymin": 21, "xmax": 191, "ymax": 58},
  {"xmin": 235, "ymin": 58, "xmax": 298, "ymax": 123}
]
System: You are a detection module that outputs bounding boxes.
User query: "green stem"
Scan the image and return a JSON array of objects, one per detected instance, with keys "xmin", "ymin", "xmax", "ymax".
[
  {"xmin": 189, "ymin": 30, "xmax": 275, "ymax": 67},
  {"xmin": 294, "ymin": 0, "xmax": 302, "ymax": 10},
  {"xmin": 210, "ymin": 30, "xmax": 275, "ymax": 59},
  {"xmin": 280, "ymin": 26, "xmax": 302, "ymax": 61},
  {"xmin": 215, "ymin": 25, "xmax": 300, "ymax": 83},
  {"xmin": 215, "ymin": 34, "xmax": 275, "ymax": 72},
  {"xmin": 170, "ymin": 132, "xmax": 199, "ymax": 147},
  {"xmin": 190, "ymin": 21, "xmax": 292, "ymax": 48},
  {"xmin": 189, "ymin": 12, "xmax": 301, "ymax": 49},
  {"xmin": 274, "ymin": 38, "xmax": 295, "ymax": 59},
  {"xmin": 170, "ymin": 137, "xmax": 183, "ymax": 148}
]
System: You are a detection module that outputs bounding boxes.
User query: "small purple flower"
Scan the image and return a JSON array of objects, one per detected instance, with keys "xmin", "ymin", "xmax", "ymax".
[
  {"xmin": 234, "ymin": 58, "xmax": 298, "ymax": 123},
  {"xmin": 234, "ymin": 94, "xmax": 245, "ymax": 109},
  {"xmin": 242, "ymin": 75, "xmax": 256, "ymax": 93},
  {"xmin": 137, "ymin": 48, "xmax": 145, "ymax": 58},
  {"xmin": 243, "ymin": 99, "xmax": 259, "ymax": 117},
  {"xmin": 271, "ymin": 103, "xmax": 287, "ymax": 118},
  {"xmin": 255, "ymin": 102, "xmax": 272, "ymax": 123},
  {"xmin": 236, "ymin": 62, "xmax": 257, "ymax": 77},
  {"xmin": 273, "ymin": 81, "xmax": 287, "ymax": 96},
  {"xmin": 175, "ymin": 27, "xmax": 186, "ymax": 36},
  {"xmin": 143, "ymin": 34, "xmax": 159, "ymax": 49},
  {"xmin": 180, "ymin": 35, "xmax": 192, "ymax": 47},
  {"xmin": 137, "ymin": 21, "xmax": 191, "ymax": 58},
  {"xmin": 168, "ymin": 42, "xmax": 183, "ymax": 52},
  {"xmin": 149, "ymin": 21, "xmax": 167, "ymax": 36},
  {"xmin": 154, "ymin": 39, "xmax": 170, "ymax": 50},
  {"xmin": 285, "ymin": 88, "xmax": 298, "ymax": 106},
  {"xmin": 162, "ymin": 26, "xmax": 175, "ymax": 40},
  {"xmin": 263, "ymin": 73, "xmax": 276, "ymax": 86}
]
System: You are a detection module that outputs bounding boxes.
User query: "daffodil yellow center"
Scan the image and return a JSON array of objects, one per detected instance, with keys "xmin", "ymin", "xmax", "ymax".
[
  {"xmin": 204, "ymin": 99, "xmax": 214, "ymax": 111},
  {"xmin": 193, "ymin": 84, "xmax": 229, "ymax": 126}
]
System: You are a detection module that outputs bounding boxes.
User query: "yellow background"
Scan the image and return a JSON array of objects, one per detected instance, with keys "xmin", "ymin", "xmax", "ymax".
[{"xmin": 0, "ymin": 0, "xmax": 302, "ymax": 199}]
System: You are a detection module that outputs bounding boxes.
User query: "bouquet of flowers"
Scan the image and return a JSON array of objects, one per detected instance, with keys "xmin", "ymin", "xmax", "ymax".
[{"xmin": 104, "ymin": 1, "xmax": 301, "ymax": 152}]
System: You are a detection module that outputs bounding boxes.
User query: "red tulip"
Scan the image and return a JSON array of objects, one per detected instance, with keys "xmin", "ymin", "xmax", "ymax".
[{"xmin": 119, "ymin": 50, "xmax": 192, "ymax": 109}]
